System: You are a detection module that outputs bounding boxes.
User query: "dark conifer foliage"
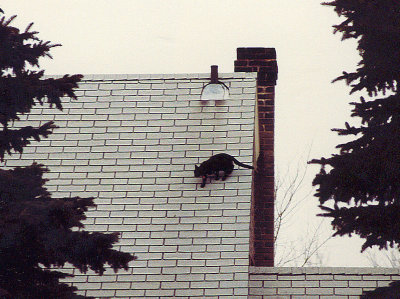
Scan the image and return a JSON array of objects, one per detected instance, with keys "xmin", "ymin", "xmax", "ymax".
[
  {"xmin": 310, "ymin": 1, "xmax": 400, "ymax": 252},
  {"xmin": 360, "ymin": 281, "xmax": 400, "ymax": 298},
  {"xmin": 0, "ymin": 11, "xmax": 135, "ymax": 299}
]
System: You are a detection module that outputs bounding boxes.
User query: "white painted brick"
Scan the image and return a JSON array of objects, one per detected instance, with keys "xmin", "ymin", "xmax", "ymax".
[
  {"xmin": 306, "ymin": 288, "xmax": 334, "ymax": 295},
  {"xmin": 85, "ymin": 90, "xmax": 111, "ymax": 97},
  {"xmin": 95, "ymin": 218, "xmax": 123, "ymax": 225},
  {"xmin": 192, "ymin": 237, "xmax": 220, "ymax": 246},
  {"xmin": 58, "ymin": 185, "xmax": 85, "ymax": 192},
  {"xmin": 98, "ymin": 83, "xmax": 125, "ymax": 90},
  {"xmin": 335, "ymin": 288, "xmax": 363, "ymax": 295},
  {"xmin": 263, "ymin": 280, "xmax": 292, "ymax": 289},
  {"xmin": 102, "ymin": 282, "xmax": 130, "ymax": 289},
  {"xmin": 191, "ymin": 281, "xmax": 219, "ymax": 289},
  {"xmin": 125, "ymin": 83, "xmax": 149, "ymax": 89},
  {"xmin": 115, "ymin": 289, "xmax": 145, "ymax": 297},
  {"xmin": 175, "ymin": 288, "xmax": 204, "ymax": 297},
  {"xmin": 110, "ymin": 211, "xmax": 139, "ymax": 218},
  {"xmin": 130, "ymin": 282, "xmax": 160, "ymax": 289},
  {"xmin": 349, "ymin": 280, "xmax": 377, "ymax": 288},
  {"xmin": 249, "ymin": 287, "xmax": 277, "ymax": 296},
  {"xmin": 278, "ymin": 288, "xmax": 306, "ymax": 295},
  {"xmin": 320, "ymin": 280, "xmax": 348, "ymax": 287},
  {"xmin": 79, "ymin": 82, "xmax": 100, "ymax": 90},
  {"xmin": 85, "ymin": 290, "xmax": 115, "ymax": 297},
  {"xmin": 363, "ymin": 274, "xmax": 392, "ymax": 280},
  {"xmin": 72, "ymin": 178, "xmax": 100, "ymax": 185},
  {"xmin": 205, "ymin": 288, "xmax": 234, "ymax": 296},
  {"xmin": 108, "ymin": 224, "xmax": 137, "ymax": 232},
  {"xmin": 145, "ymin": 289, "xmax": 175, "ymax": 297},
  {"xmin": 94, "ymin": 120, "xmax": 121, "ymax": 127},
  {"xmin": 220, "ymin": 279, "xmax": 249, "ymax": 288},
  {"xmin": 334, "ymin": 274, "xmax": 362, "ymax": 280},
  {"xmin": 69, "ymin": 108, "xmax": 96, "ymax": 115},
  {"xmin": 207, "ymin": 244, "xmax": 235, "ymax": 252},
  {"xmin": 161, "ymin": 281, "xmax": 190, "ymax": 289},
  {"xmin": 138, "ymin": 89, "xmax": 163, "ymax": 96}
]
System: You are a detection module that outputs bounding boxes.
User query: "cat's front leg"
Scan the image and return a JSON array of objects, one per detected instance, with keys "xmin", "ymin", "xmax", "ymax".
[
  {"xmin": 214, "ymin": 171, "xmax": 220, "ymax": 180},
  {"xmin": 201, "ymin": 176, "xmax": 207, "ymax": 188}
]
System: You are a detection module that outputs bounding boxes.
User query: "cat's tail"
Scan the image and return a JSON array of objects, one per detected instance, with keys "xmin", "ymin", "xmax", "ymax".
[{"xmin": 232, "ymin": 157, "xmax": 254, "ymax": 169}]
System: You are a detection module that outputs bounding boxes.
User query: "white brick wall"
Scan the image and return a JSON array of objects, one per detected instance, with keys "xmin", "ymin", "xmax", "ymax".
[
  {"xmin": 6, "ymin": 72, "xmax": 400, "ymax": 298},
  {"xmin": 249, "ymin": 267, "xmax": 400, "ymax": 298},
  {"xmin": 5, "ymin": 73, "xmax": 257, "ymax": 298}
]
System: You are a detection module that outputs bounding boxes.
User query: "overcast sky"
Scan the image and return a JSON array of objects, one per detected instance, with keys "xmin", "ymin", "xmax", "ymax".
[{"xmin": 3, "ymin": 0, "xmax": 384, "ymax": 266}]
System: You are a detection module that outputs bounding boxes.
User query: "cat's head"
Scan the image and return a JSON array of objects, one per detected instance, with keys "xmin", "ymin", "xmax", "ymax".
[{"xmin": 194, "ymin": 165, "xmax": 201, "ymax": 177}]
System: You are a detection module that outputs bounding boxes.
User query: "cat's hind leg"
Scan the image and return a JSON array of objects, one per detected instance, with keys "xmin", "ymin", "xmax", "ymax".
[{"xmin": 222, "ymin": 168, "xmax": 233, "ymax": 181}]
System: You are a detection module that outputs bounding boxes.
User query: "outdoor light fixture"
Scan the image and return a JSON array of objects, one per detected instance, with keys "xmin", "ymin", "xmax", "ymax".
[{"xmin": 200, "ymin": 65, "xmax": 230, "ymax": 101}]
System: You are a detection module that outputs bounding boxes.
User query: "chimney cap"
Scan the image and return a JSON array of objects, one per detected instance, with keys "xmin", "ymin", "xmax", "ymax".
[{"xmin": 236, "ymin": 47, "xmax": 276, "ymax": 60}]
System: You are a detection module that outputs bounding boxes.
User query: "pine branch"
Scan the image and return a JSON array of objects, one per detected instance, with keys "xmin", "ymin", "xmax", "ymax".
[
  {"xmin": 0, "ymin": 72, "xmax": 83, "ymax": 126},
  {"xmin": 322, "ymin": 0, "xmax": 400, "ymax": 95},
  {"xmin": 0, "ymin": 16, "xmax": 60, "ymax": 71},
  {"xmin": 0, "ymin": 121, "xmax": 57, "ymax": 161}
]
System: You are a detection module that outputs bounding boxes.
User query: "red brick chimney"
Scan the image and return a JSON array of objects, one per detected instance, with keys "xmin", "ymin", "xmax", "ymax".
[{"xmin": 234, "ymin": 47, "xmax": 277, "ymax": 266}]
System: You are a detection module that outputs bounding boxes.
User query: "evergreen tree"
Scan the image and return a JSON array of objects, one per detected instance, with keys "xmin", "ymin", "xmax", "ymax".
[
  {"xmin": 311, "ymin": 1, "xmax": 400, "ymax": 252},
  {"xmin": 361, "ymin": 281, "xmax": 400, "ymax": 298},
  {"xmin": 0, "ymin": 11, "xmax": 135, "ymax": 299}
]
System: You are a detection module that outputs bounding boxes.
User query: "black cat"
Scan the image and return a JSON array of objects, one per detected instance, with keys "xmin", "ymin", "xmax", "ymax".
[{"xmin": 194, "ymin": 153, "xmax": 254, "ymax": 188}]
